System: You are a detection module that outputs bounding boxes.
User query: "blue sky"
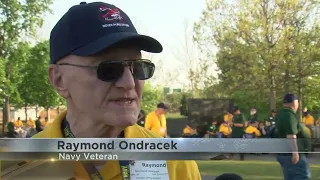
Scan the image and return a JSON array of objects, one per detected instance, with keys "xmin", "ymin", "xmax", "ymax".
[{"xmin": 38, "ymin": 0, "xmax": 207, "ymax": 87}]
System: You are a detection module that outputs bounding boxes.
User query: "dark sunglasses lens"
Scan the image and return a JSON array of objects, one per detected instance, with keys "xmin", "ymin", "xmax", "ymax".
[
  {"xmin": 97, "ymin": 62, "xmax": 123, "ymax": 81},
  {"xmin": 132, "ymin": 61, "xmax": 155, "ymax": 80}
]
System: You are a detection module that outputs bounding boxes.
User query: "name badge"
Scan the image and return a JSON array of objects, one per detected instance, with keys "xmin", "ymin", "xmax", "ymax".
[
  {"xmin": 160, "ymin": 128, "xmax": 165, "ymax": 132},
  {"xmin": 130, "ymin": 160, "xmax": 169, "ymax": 180}
]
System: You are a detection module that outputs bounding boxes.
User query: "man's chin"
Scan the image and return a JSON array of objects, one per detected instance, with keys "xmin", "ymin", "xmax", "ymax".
[{"xmin": 108, "ymin": 117, "xmax": 137, "ymax": 127}]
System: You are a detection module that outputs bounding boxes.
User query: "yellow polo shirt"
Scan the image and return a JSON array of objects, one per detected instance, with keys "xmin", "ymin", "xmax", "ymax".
[
  {"xmin": 144, "ymin": 111, "xmax": 167, "ymax": 137},
  {"xmin": 219, "ymin": 124, "xmax": 232, "ymax": 136},
  {"xmin": 245, "ymin": 126, "xmax": 261, "ymax": 137},
  {"xmin": 32, "ymin": 111, "xmax": 201, "ymax": 180},
  {"xmin": 223, "ymin": 114, "xmax": 232, "ymax": 122},
  {"xmin": 26, "ymin": 120, "xmax": 36, "ymax": 128},
  {"xmin": 183, "ymin": 127, "xmax": 192, "ymax": 134},
  {"xmin": 302, "ymin": 115, "xmax": 314, "ymax": 126},
  {"xmin": 14, "ymin": 120, "xmax": 23, "ymax": 127}
]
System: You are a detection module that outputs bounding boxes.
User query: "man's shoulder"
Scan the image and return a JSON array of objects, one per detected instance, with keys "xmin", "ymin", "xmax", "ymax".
[
  {"xmin": 278, "ymin": 109, "xmax": 296, "ymax": 119},
  {"xmin": 146, "ymin": 111, "xmax": 156, "ymax": 119}
]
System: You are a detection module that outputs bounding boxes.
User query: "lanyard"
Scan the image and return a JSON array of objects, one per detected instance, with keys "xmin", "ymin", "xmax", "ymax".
[{"xmin": 61, "ymin": 119, "xmax": 130, "ymax": 180}]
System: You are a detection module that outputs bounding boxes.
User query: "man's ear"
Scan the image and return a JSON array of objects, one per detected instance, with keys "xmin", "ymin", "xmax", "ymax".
[{"xmin": 48, "ymin": 64, "xmax": 69, "ymax": 98}]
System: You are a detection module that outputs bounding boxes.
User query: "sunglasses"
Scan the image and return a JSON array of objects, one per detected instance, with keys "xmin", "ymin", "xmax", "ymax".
[{"xmin": 58, "ymin": 59, "xmax": 155, "ymax": 82}]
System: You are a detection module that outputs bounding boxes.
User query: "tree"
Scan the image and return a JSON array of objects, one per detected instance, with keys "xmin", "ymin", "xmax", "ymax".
[
  {"xmin": 1, "ymin": 0, "xmax": 53, "ymax": 129},
  {"xmin": 141, "ymin": 82, "xmax": 162, "ymax": 114},
  {"xmin": 194, "ymin": 0, "xmax": 320, "ymax": 114},
  {"xmin": 173, "ymin": 21, "xmax": 215, "ymax": 98},
  {"xmin": 162, "ymin": 92, "xmax": 183, "ymax": 113},
  {"xmin": 179, "ymin": 93, "xmax": 192, "ymax": 116},
  {"xmin": 21, "ymin": 41, "xmax": 61, "ymax": 120},
  {"xmin": 8, "ymin": 43, "xmax": 32, "ymax": 109}
]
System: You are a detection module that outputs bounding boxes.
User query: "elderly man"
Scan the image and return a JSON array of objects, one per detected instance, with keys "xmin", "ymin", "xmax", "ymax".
[
  {"xmin": 29, "ymin": 2, "xmax": 200, "ymax": 179},
  {"xmin": 276, "ymin": 94, "xmax": 311, "ymax": 180}
]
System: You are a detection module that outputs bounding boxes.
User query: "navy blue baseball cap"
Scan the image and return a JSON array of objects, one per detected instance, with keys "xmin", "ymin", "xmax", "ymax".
[
  {"xmin": 283, "ymin": 93, "xmax": 298, "ymax": 103},
  {"xmin": 157, "ymin": 102, "xmax": 168, "ymax": 109},
  {"xmin": 50, "ymin": 1, "xmax": 163, "ymax": 64}
]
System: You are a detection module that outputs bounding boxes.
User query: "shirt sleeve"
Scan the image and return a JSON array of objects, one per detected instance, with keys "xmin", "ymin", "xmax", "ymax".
[
  {"xmin": 255, "ymin": 128, "xmax": 261, "ymax": 137},
  {"xmin": 240, "ymin": 114, "xmax": 246, "ymax": 124},
  {"xmin": 162, "ymin": 115, "xmax": 167, "ymax": 129}
]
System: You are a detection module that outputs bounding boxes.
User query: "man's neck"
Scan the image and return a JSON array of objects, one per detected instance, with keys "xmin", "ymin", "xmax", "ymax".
[
  {"xmin": 155, "ymin": 110, "xmax": 162, "ymax": 116},
  {"xmin": 65, "ymin": 109, "xmax": 124, "ymax": 138}
]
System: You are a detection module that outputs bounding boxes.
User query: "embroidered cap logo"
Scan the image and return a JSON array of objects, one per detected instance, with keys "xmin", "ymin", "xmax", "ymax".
[{"xmin": 99, "ymin": 6, "xmax": 123, "ymax": 22}]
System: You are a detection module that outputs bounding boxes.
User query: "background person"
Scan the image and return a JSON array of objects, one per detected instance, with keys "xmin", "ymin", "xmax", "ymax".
[
  {"xmin": 207, "ymin": 119, "xmax": 218, "ymax": 138},
  {"xmin": 35, "ymin": 116, "xmax": 42, "ymax": 132},
  {"xmin": 26, "ymin": 117, "xmax": 35, "ymax": 129},
  {"xmin": 231, "ymin": 106, "xmax": 246, "ymax": 138},
  {"xmin": 302, "ymin": 110, "xmax": 314, "ymax": 129},
  {"xmin": 145, "ymin": 102, "xmax": 168, "ymax": 138},
  {"xmin": 275, "ymin": 94, "xmax": 311, "ymax": 180}
]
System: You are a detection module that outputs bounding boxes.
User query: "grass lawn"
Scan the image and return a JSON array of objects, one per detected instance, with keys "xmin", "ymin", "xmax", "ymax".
[
  {"xmin": 197, "ymin": 160, "xmax": 320, "ymax": 180},
  {"xmin": 166, "ymin": 113, "xmax": 186, "ymax": 119}
]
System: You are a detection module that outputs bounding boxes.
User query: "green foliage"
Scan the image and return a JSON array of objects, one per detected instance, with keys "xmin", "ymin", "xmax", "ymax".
[
  {"xmin": 0, "ymin": 0, "xmax": 53, "ymax": 124},
  {"xmin": 141, "ymin": 82, "xmax": 162, "ymax": 114},
  {"xmin": 179, "ymin": 93, "xmax": 192, "ymax": 116},
  {"xmin": 194, "ymin": 0, "xmax": 320, "ymax": 112},
  {"xmin": 27, "ymin": 41, "xmax": 60, "ymax": 108},
  {"xmin": 7, "ymin": 42, "xmax": 32, "ymax": 108},
  {"xmin": 162, "ymin": 93, "xmax": 183, "ymax": 113}
]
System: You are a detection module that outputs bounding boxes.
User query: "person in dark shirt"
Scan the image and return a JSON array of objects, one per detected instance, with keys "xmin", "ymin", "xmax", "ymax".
[
  {"xmin": 249, "ymin": 108, "xmax": 258, "ymax": 121},
  {"xmin": 137, "ymin": 110, "xmax": 145, "ymax": 127},
  {"xmin": 266, "ymin": 109, "xmax": 277, "ymax": 126},
  {"xmin": 207, "ymin": 119, "xmax": 218, "ymax": 138},
  {"xmin": 276, "ymin": 93, "xmax": 311, "ymax": 180},
  {"xmin": 35, "ymin": 116, "xmax": 42, "ymax": 132},
  {"xmin": 190, "ymin": 125, "xmax": 207, "ymax": 138},
  {"xmin": 258, "ymin": 121, "xmax": 267, "ymax": 138},
  {"xmin": 232, "ymin": 106, "xmax": 246, "ymax": 138},
  {"xmin": 6, "ymin": 121, "xmax": 17, "ymax": 138}
]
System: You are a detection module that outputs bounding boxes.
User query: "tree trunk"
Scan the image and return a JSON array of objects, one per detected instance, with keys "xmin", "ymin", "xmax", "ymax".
[
  {"xmin": 24, "ymin": 104, "xmax": 28, "ymax": 121},
  {"xmin": 269, "ymin": 75, "xmax": 277, "ymax": 110},
  {"xmin": 35, "ymin": 106, "xmax": 38, "ymax": 118},
  {"xmin": 284, "ymin": 69, "xmax": 290, "ymax": 93},
  {"xmin": 297, "ymin": 59, "xmax": 303, "ymax": 120},
  {"xmin": 46, "ymin": 108, "xmax": 49, "ymax": 121},
  {"xmin": 2, "ymin": 96, "xmax": 10, "ymax": 137}
]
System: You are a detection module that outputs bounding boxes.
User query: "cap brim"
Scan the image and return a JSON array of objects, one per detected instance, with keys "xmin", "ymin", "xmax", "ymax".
[{"xmin": 71, "ymin": 32, "xmax": 163, "ymax": 56}]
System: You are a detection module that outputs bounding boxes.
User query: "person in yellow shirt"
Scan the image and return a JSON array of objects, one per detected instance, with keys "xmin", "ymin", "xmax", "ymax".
[
  {"xmin": 182, "ymin": 124, "xmax": 193, "ymax": 136},
  {"xmin": 219, "ymin": 121, "xmax": 232, "ymax": 137},
  {"xmin": 14, "ymin": 117, "xmax": 23, "ymax": 129},
  {"xmin": 302, "ymin": 111, "xmax": 314, "ymax": 128},
  {"xmin": 8, "ymin": 3, "xmax": 201, "ymax": 179},
  {"xmin": 145, "ymin": 103, "xmax": 168, "ymax": 137},
  {"xmin": 245, "ymin": 121, "xmax": 261, "ymax": 138},
  {"xmin": 26, "ymin": 117, "xmax": 36, "ymax": 128},
  {"xmin": 224, "ymin": 111, "xmax": 233, "ymax": 123}
]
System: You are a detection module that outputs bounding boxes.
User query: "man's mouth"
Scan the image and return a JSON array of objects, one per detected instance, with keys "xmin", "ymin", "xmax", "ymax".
[{"xmin": 112, "ymin": 98, "xmax": 135, "ymax": 104}]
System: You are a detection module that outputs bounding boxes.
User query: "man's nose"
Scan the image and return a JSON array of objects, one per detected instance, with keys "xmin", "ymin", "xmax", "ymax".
[{"xmin": 115, "ymin": 67, "xmax": 135, "ymax": 90}]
